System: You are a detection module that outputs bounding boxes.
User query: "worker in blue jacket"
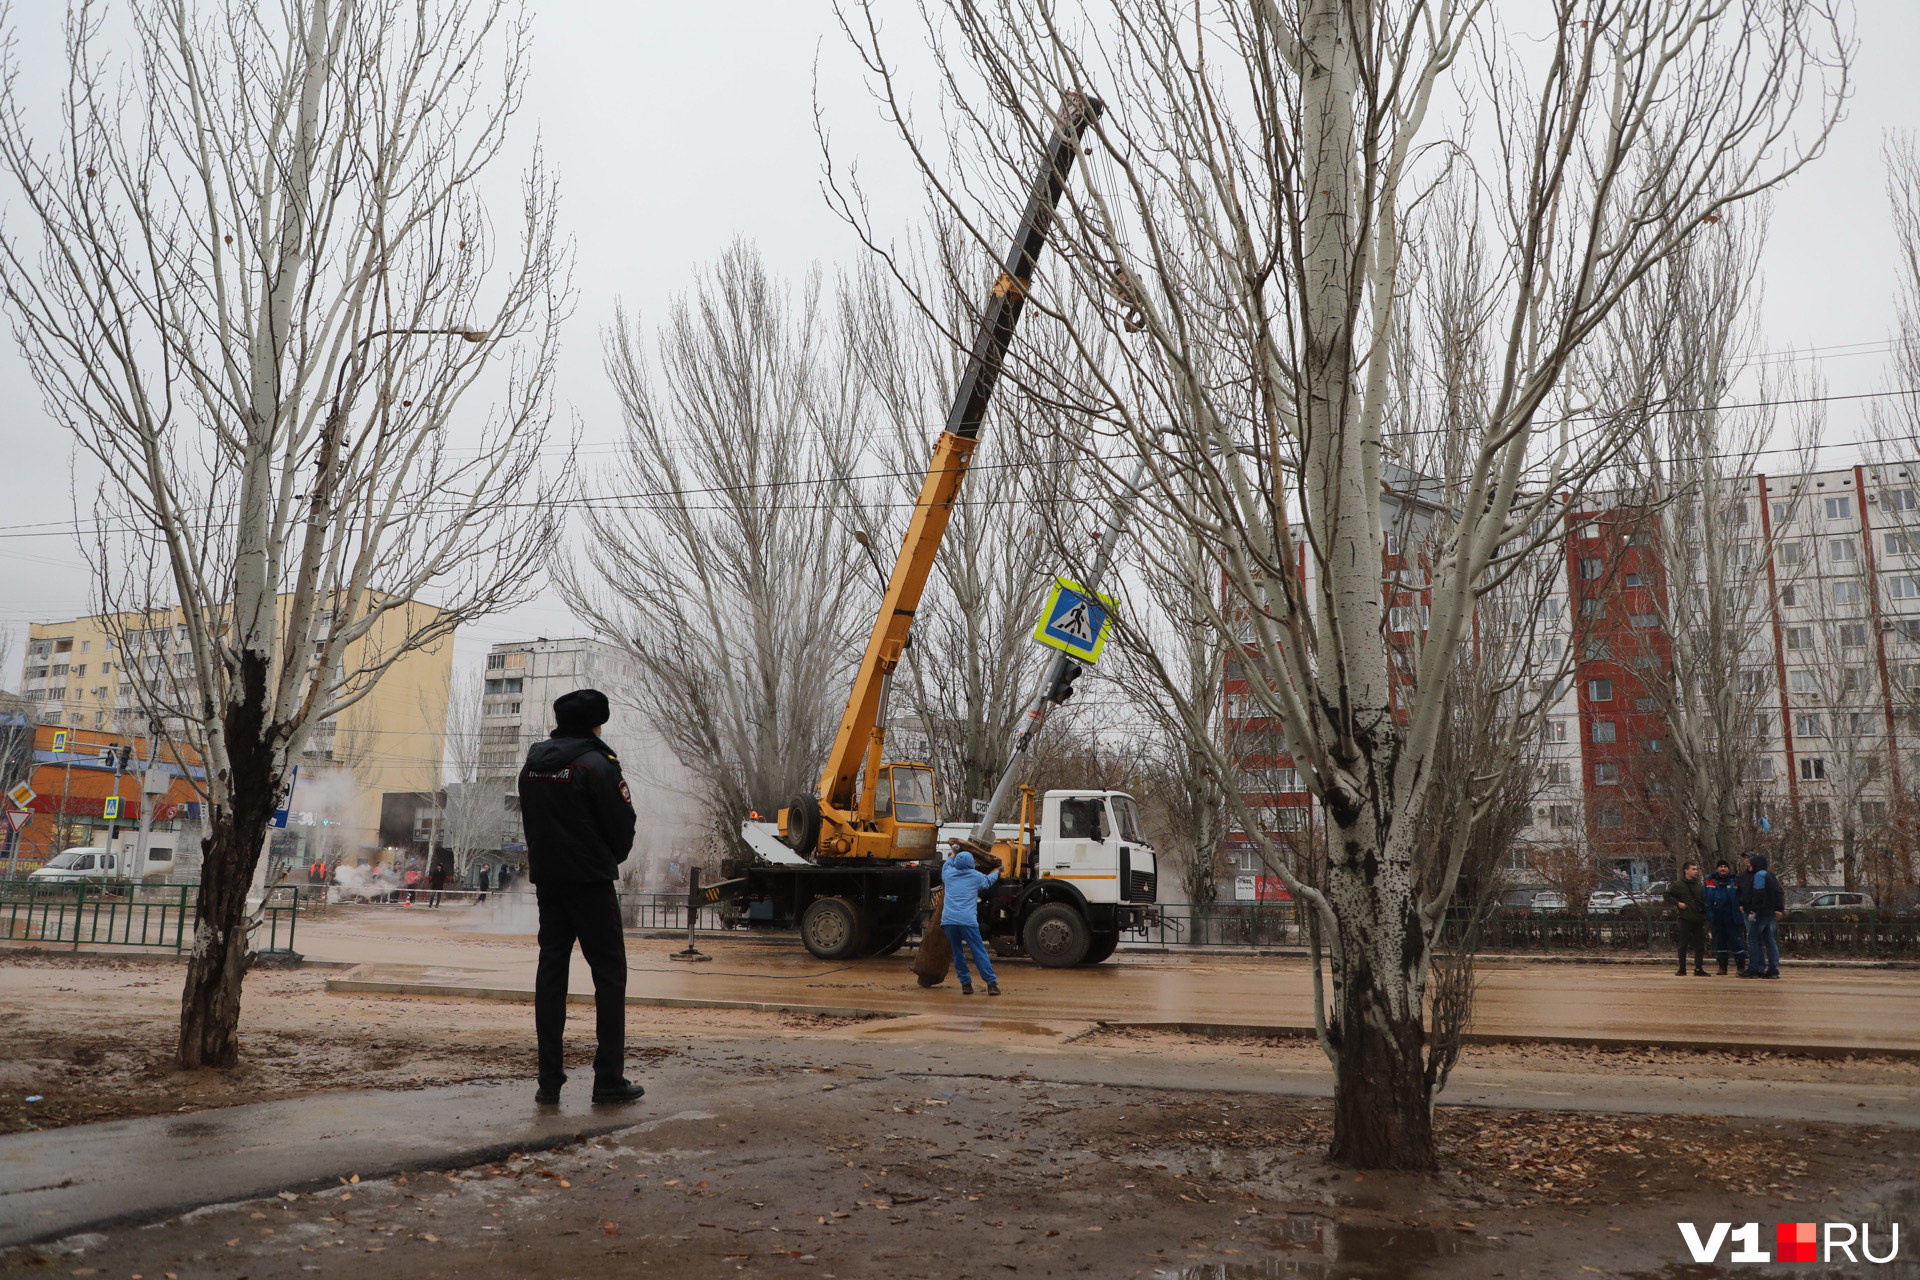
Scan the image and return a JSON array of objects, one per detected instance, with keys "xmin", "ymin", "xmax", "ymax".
[
  {"xmin": 940, "ymin": 850, "xmax": 1002, "ymax": 996},
  {"xmin": 1703, "ymin": 859, "xmax": 1747, "ymax": 975},
  {"xmin": 1737, "ymin": 851, "xmax": 1786, "ymax": 979}
]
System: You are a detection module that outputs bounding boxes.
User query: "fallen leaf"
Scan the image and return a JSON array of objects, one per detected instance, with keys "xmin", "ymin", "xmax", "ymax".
[
  {"xmin": 421, "ymin": 1233, "xmax": 439, "ymax": 1243},
  {"xmin": 349, "ymin": 1174, "xmax": 360, "ymax": 1184}
]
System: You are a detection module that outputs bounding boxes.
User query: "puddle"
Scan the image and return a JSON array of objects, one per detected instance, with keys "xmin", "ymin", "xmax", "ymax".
[{"xmin": 1152, "ymin": 1215, "xmax": 1476, "ymax": 1279}]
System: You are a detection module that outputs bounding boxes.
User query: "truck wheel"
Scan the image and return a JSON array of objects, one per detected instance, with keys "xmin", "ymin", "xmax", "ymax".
[
  {"xmin": 1083, "ymin": 931, "xmax": 1119, "ymax": 965},
  {"xmin": 799, "ymin": 896, "xmax": 868, "ymax": 960},
  {"xmin": 866, "ymin": 919, "xmax": 914, "ymax": 956},
  {"xmin": 784, "ymin": 794, "xmax": 822, "ymax": 857},
  {"xmin": 1022, "ymin": 903, "xmax": 1090, "ymax": 968}
]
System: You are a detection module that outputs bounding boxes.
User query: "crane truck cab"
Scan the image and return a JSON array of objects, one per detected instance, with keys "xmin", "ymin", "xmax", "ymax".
[{"xmin": 963, "ymin": 789, "xmax": 1157, "ymax": 968}]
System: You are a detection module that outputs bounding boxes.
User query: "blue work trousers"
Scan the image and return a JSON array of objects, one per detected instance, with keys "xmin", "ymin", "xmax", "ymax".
[
  {"xmin": 943, "ymin": 923, "xmax": 998, "ymax": 987},
  {"xmin": 1745, "ymin": 912, "xmax": 1780, "ymax": 976}
]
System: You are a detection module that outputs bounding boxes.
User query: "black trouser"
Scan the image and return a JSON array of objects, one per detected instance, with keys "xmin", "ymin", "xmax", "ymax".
[
  {"xmin": 535, "ymin": 881, "xmax": 627, "ymax": 1088},
  {"xmin": 1676, "ymin": 919, "xmax": 1707, "ymax": 971}
]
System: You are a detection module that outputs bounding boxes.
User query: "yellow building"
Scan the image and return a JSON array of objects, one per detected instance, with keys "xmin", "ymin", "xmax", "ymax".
[{"xmin": 19, "ymin": 596, "xmax": 451, "ymax": 863}]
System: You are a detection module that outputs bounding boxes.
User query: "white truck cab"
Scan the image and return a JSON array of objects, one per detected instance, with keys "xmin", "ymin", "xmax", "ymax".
[
  {"xmin": 29, "ymin": 847, "xmax": 121, "ymax": 884},
  {"xmin": 1037, "ymin": 790, "xmax": 1156, "ymax": 908}
]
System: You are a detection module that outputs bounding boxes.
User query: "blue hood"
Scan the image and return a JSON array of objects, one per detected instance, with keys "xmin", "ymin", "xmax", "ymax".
[
  {"xmin": 1750, "ymin": 853, "xmax": 1769, "ymax": 872},
  {"xmin": 951, "ymin": 851, "xmax": 975, "ymax": 873}
]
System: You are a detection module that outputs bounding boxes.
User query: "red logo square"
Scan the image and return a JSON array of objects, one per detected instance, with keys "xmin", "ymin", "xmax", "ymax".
[{"xmin": 1777, "ymin": 1222, "xmax": 1817, "ymax": 1263}]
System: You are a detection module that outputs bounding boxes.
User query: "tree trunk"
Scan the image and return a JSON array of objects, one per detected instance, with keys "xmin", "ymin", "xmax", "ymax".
[
  {"xmin": 1325, "ymin": 850, "xmax": 1437, "ymax": 1170},
  {"xmin": 179, "ymin": 659, "xmax": 279, "ymax": 1069}
]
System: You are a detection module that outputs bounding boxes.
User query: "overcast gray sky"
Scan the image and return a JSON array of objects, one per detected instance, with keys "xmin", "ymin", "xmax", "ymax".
[{"xmin": 1, "ymin": 1, "xmax": 1916, "ymax": 682}]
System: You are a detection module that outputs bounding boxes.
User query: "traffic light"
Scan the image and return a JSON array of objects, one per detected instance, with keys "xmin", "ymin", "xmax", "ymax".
[{"xmin": 1045, "ymin": 660, "xmax": 1084, "ymax": 706}]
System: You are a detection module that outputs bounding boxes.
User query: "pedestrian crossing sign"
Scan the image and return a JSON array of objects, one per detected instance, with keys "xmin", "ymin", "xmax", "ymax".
[
  {"xmin": 1032, "ymin": 577, "xmax": 1116, "ymax": 664},
  {"xmin": 103, "ymin": 796, "xmax": 120, "ymax": 820},
  {"xmin": 50, "ymin": 730, "xmax": 68, "ymax": 753}
]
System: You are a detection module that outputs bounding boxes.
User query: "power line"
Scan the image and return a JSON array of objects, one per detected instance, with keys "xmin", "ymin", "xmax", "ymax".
[{"xmin": 0, "ymin": 384, "xmax": 1915, "ymax": 543}]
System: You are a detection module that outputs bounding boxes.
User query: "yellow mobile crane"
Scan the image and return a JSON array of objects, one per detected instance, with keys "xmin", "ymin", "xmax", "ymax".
[{"xmin": 700, "ymin": 93, "xmax": 1159, "ymax": 964}]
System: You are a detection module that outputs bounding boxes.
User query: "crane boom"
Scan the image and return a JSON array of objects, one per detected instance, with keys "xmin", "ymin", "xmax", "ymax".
[{"xmin": 789, "ymin": 93, "xmax": 1103, "ymax": 859}]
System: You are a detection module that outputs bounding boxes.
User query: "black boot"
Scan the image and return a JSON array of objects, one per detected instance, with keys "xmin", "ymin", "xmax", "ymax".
[
  {"xmin": 592, "ymin": 1079, "xmax": 646, "ymax": 1105},
  {"xmin": 1718, "ymin": 958, "xmax": 1729, "ymax": 975}
]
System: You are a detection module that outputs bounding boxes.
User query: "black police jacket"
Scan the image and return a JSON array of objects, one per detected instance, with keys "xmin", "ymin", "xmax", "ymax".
[{"xmin": 517, "ymin": 732, "xmax": 637, "ymax": 885}]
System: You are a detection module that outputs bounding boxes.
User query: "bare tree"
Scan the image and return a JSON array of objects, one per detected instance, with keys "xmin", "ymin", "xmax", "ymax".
[
  {"xmin": 0, "ymin": 0, "xmax": 566, "ymax": 1066},
  {"xmin": 837, "ymin": 256, "xmax": 1058, "ymax": 816},
  {"xmin": 1605, "ymin": 210, "xmax": 1811, "ymax": 883},
  {"xmin": 440, "ymin": 667, "xmax": 501, "ymax": 881},
  {"xmin": 840, "ymin": 0, "xmax": 1847, "ymax": 1167},
  {"xmin": 556, "ymin": 242, "xmax": 870, "ymax": 842}
]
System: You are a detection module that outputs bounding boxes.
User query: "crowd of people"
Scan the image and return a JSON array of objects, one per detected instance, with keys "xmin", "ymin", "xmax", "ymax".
[{"xmin": 1662, "ymin": 852, "xmax": 1786, "ymax": 979}]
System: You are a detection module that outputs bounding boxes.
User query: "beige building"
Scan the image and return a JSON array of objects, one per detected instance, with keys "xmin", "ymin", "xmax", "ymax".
[{"xmin": 19, "ymin": 597, "xmax": 452, "ymax": 861}]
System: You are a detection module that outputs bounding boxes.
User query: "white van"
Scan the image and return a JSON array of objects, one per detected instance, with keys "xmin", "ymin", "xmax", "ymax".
[{"xmin": 28, "ymin": 847, "xmax": 123, "ymax": 884}]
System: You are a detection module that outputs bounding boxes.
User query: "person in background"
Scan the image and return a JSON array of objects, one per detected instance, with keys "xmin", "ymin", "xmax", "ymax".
[
  {"xmin": 475, "ymin": 863, "xmax": 490, "ymax": 903},
  {"xmin": 428, "ymin": 859, "xmax": 448, "ymax": 909},
  {"xmin": 940, "ymin": 850, "xmax": 1001, "ymax": 996},
  {"xmin": 1703, "ymin": 859, "xmax": 1747, "ymax": 975},
  {"xmin": 1663, "ymin": 861, "xmax": 1709, "ymax": 976},
  {"xmin": 518, "ymin": 688, "xmax": 644, "ymax": 1106},
  {"xmin": 1738, "ymin": 851, "xmax": 1785, "ymax": 979}
]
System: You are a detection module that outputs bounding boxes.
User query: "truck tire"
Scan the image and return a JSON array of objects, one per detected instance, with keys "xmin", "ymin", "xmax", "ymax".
[
  {"xmin": 799, "ymin": 896, "xmax": 868, "ymax": 960},
  {"xmin": 1022, "ymin": 902, "xmax": 1091, "ymax": 968},
  {"xmin": 784, "ymin": 794, "xmax": 822, "ymax": 856},
  {"xmin": 1083, "ymin": 931, "xmax": 1119, "ymax": 965},
  {"xmin": 866, "ymin": 917, "xmax": 915, "ymax": 956}
]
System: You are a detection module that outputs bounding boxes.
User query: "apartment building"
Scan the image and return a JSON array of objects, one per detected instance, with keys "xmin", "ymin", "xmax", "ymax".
[
  {"xmin": 1216, "ymin": 462, "xmax": 1920, "ymax": 901},
  {"xmin": 473, "ymin": 637, "xmax": 700, "ymax": 875},
  {"xmin": 19, "ymin": 598, "xmax": 452, "ymax": 861}
]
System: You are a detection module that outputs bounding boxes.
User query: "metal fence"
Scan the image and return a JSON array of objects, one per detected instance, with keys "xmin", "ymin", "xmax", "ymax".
[
  {"xmin": 0, "ymin": 882, "xmax": 301, "ymax": 955},
  {"xmin": 1119, "ymin": 903, "xmax": 1920, "ymax": 959}
]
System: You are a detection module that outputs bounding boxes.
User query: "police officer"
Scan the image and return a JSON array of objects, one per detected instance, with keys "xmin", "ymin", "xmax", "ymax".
[{"xmin": 518, "ymin": 688, "xmax": 645, "ymax": 1105}]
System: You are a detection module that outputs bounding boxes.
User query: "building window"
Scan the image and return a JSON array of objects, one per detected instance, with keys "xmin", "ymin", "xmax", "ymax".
[
  {"xmin": 1805, "ymin": 800, "xmax": 1833, "ymax": 828},
  {"xmin": 1546, "ymin": 762, "xmax": 1572, "ymax": 785},
  {"xmin": 486, "ymin": 653, "xmax": 506, "ymax": 670},
  {"xmin": 1640, "ymin": 738, "xmax": 1664, "ymax": 753},
  {"xmin": 1597, "ymin": 805, "xmax": 1623, "ymax": 828},
  {"xmin": 1827, "ymin": 538, "xmax": 1858, "ymax": 564},
  {"xmin": 1580, "ymin": 558, "xmax": 1604, "ymax": 580},
  {"xmin": 1780, "ymin": 585, "xmax": 1800, "ymax": 607},
  {"xmin": 1584, "ymin": 637, "xmax": 1609, "ymax": 660},
  {"xmin": 1238, "ymin": 848, "xmax": 1260, "ymax": 873},
  {"xmin": 1273, "ymin": 807, "xmax": 1307, "ymax": 831},
  {"xmin": 1550, "ymin": 804, "xmax": 1577, "ymax": 829},
  {"xmin": 1885, "ymin": 488, "xmax": 1918, "ymax": 512},
  {"xmin": 1542, "ymin": 719, "xmax": 1568, "ymax": 743},
  {"xmin": 1595, "ymin": 762, "xmax": 1620, "ymax": 785},
  {"xmin": 1582, "ymin": 598, "xmax": 1606, "ymax": 618},
  {"xmin": 1624, "ymin": 573, "xmax": 1645, "ymax": 588},
  {"xmin": 1588, "ymin": 679, "xmax": 1613, "ymax": 701},
  {"xmin": 1384, "ymin": 532, "xmax": 1400, "ymax": 556},
  {"xmin": 1723, "ymin": 502, "xmax": 1750, "ymax": 526},
  {"xmin": 1785, "ymin": 626, "xmax": 1812, "ymax": 651},
  {"xmin": 1825, "ymin": 496, "xmax": 1852, "ymax": 521},
  {"xmin": 1862, "ymin": 800, "xmax": 1889, "ymax": 826},
  {"xmin": 1887, "ymin": 531, "xmax": 1917, "ymax": 556},
  {"xmin": 1832, "ymin": 581, "xmax": 1863, "ymax": 606},
  {"xmin": 1850, "ymin": 711, "xmax": 1877, "ymax": 735},
  {"xmin": 1273, "ymin": 767, "xmax": 1302, "ymax": 792},
  {"xmin": 1891, "ymin": 577, "xmax": 1920, "ymax": 600},
  {"xmin": 1635, "ymin": 696, "xmax": 1658, "ymax": 711},
  {"xmin": 1592, "ymin": 720, "xmax": 1617, "ymax": 743},
  {"xmin": 1840, "ymin": 622, "xmax": 1868, "ymax": 648},
  {"xmin": 1629, "ymin": 612, "xmax": 1658, "ymax": 628},
  {"xmin": 483, "ymin": 677, "xmax": 524, "ymax": 695},
  {"xmin": 1793, "ymin": 713, "xmax": 1826, "ymax": 738},
  {"xmin": 1789, "ymin": 669, "xmax": 1816, "ymax": 694},
  {"xmin": 1771, "ymin": 500, "xmax": 1796, "ymax": 524},
  {"xmin": 1842, "ymin": 668, "xmax": 1868, "ymax": 695},
  {"xmin": 1743, "ymin": 756, "xmax": 1775, "ymax": 782}
]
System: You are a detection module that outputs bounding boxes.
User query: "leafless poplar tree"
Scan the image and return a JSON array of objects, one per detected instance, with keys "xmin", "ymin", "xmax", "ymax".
[
  {"xmin": 837, "ymin": 257, "xmax": 1058, "ymax": 815},
  {"xmin": 556, "ymin": 242, "xmax": 870, "ymax": 841},
  {"xmin": 1608, "ymin": 211, "xmax": 1812, "ymax": 881},
  {"xmin": 840, "ymin": 0, "xmax": 1847, "ymax": 1167},
  {"xmin": 0, "ymin": 0, "xmax": 566, "ymax": 1066}
]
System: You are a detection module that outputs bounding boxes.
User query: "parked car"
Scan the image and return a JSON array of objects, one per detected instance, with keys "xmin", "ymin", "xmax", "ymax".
[
  {"xmin": 27, "ymin": 847, "xmax": 125, "ymax": 884},
  {"xmin": 1804, "ymin": 890, "xmax": 1875, "ymax": 913},
  {"xmin": 1524, "ymin": 891, "xmax": 1569, "ymax": 910},
  {"xmin": 1626, "ymin": 880, "xmax": 1669, "ymax": 908},
  {"xmin": 1586, "ymin": 890, "xmax": 1635, "ymax": 915}
]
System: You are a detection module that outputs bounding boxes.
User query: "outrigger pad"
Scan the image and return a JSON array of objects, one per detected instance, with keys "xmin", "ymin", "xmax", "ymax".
[{"xmin": 911, "ymin": 887, "xmax": 952, "ymax": 985}]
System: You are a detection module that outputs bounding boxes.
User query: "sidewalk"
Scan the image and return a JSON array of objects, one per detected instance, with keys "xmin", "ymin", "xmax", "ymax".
[{"xmin": 5, "ymin": 1031, "xmax": 1914, "ymax": 1251}]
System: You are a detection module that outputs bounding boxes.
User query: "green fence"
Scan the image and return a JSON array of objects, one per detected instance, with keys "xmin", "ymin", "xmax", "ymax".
[{"xmin": 0, "ymin": 882, "xmax": 301, "ymax": 955}]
